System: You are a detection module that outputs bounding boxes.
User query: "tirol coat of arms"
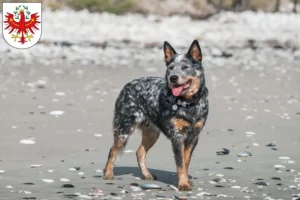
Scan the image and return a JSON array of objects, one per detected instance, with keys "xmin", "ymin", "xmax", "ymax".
[{"xmin": 2, "ymin": 3, "xmax": 42, "ymax": 49}]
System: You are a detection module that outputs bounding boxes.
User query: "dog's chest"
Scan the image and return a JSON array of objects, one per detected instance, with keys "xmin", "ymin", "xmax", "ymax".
[{"xmin": 162, "ymin": 99, "xmax": 208, "ymax": 136}]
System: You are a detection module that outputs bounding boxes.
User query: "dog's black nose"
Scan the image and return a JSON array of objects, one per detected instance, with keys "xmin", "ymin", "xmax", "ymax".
[{"xmin": 170, "ymin": 75, "xmax": 178, "ymax": 83}]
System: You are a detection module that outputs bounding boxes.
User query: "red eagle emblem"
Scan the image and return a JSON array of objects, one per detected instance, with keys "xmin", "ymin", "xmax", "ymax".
[{"xmin": 4, "ymin": 8, "xmax": 40, "ymax": 44}]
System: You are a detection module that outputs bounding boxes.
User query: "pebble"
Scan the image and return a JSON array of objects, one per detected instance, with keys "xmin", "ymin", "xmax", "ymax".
[
  {"xmin": 42, "ymin": 179, "xmax": 54, "ymax": 183},
  {"xmin": 62, "ymin": 184, "xmax": 75, "ymax": 188},
  {"xmin": 274, "ymin": 165, "xmax": 286, "ymax": 169},
  {"xmin": 231, "ymin": 185, "xmax": 241, "ymax": 189},
  {"xmin": 19, "ymin": 190, "xmax": 32, "ymax": 194},
  {"xmin": 29, "ymin": 164, "xmax": 42, "ymax": 168},
  {"xmin": 60, "ymin": 178, "xmax": 70, "ymax": 182},
  {"xmin": 271, "ymin": 177, "xmax": 282, "ymax": 181},
  {"xmin": 0, "ymin": 170, "xmax": 6, "ymax": 174},
  {"xmin": 20, "ymin": 139, "xmax": 35, "ymax": 144},
  {"xmin": 140, "ymin": 184, "xmax": 161, "ymax": 189},
  {"xmin": 169, "ymin": 184, "xmax": 179, "ymax": 191},
  {"xmin": 266, "ymin": 143, "xmax": 276, "ymax": 147},
  {"xmin": 69, "ymin": 167, "xmax": 81, "ymax": 171},
  {"xmin": 224, "ymin": 167, "xmax": 234, "ymax": 170},
  {"xmin": 216, "ymin": 148, "xmax": 230, "ymax": 155},
  {"xmin": 123, "ymin": 150, "xmax": 134, "ymax": 153},
  {"xmin": 49, "ymin": 110, "xmax": 64, "ymax": 116},
  {"xmin": 245, "ymin": 131, "xmax": 256, "ymax": 136},
  {"xmin": 23, "ymin": 183, "xmax": 34, "ymax": 185},
  {"xmin": 254, "ymin": 182, "xmax": 268, "ymax": 186},
  {"xmin": 279, "ymin": 157, "xmax": 290, "ymax": 160},
  {"xmin": 237, "ymin": 151, "xmax": 252, "ymax": 157},
  {"xmin": 289, "ymin": 185, "xmax": 298, "ymax": 189}
]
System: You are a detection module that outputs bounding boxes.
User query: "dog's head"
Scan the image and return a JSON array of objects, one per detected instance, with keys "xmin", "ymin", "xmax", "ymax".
[{"xmin": 164, "ymin": 40, "xmax": 204, "ymax": 99}]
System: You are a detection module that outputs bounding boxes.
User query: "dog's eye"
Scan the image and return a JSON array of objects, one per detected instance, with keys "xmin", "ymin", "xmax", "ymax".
[
  {"xmin": 182, "ymin": 66, "xmax": 189, "ymax": 70},
  {"xmin": 169, "ymin": 66, "xmax": 174, "ymax": 70}
]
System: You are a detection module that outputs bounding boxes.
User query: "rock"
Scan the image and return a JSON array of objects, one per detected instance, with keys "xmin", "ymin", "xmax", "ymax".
[
  {"xmin": 20, "ymin": 139, "xmax": 35, "ymax": 144},
  {"xmin": 237, "ymin": 151, "xmax": 252, "ymax": 157},
  {"xmin": 62, "ymin": 184, "xmax": 75, "ymax": 188},
  {"xmin": 216, "ymin": 148, "xmax": 230, "ymax": 155},
  {"xmin": 140, "ymin": 184, "xmax": 161, "ymax": 189},
  {"xmin": 254, "ymin": 182, "xmax": 268, "ymax": 186}
]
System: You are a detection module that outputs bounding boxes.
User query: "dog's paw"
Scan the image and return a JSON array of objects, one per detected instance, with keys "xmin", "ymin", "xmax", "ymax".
[
  {"xmin": 188, "ymin": 180, "xmax": 194, "ymax": 187},
  {"xmin": 103, "ymin": 171, "xmax": 114, "ymax": 180},
  {"xmin": 178, "ymin": 182, "xmax": 192, "ymax": 191},
  {"xmin": 143, "ymin": 173, "xmax": 157, "ymax": 180}
]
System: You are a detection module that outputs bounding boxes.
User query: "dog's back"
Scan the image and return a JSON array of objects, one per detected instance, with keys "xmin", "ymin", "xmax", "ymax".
[{"xmin": 113, "ymin": 77, "xmax": 165, "ymax": 134}]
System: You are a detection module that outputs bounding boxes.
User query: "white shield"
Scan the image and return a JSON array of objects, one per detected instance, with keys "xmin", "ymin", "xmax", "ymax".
[{"xmin": 2, "ymin": 3, "xmax": 42, "ymax": 49}]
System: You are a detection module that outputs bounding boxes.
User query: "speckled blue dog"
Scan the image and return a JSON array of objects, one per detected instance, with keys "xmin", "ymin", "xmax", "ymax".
[{"xmin": 104, "ymin": 40, "xmax": 209, "ymax": 191}]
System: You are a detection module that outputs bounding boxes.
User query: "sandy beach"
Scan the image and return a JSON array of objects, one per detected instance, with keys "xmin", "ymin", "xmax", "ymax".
[{"xmin": 1, "ymin": 9, "xmax": 300, "ymax": 200}]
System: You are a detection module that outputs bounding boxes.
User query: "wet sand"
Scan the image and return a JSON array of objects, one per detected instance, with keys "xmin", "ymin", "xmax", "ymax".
[{"xmin": 0, "ymin": 53, "xmax": 300, "ymax": 200}]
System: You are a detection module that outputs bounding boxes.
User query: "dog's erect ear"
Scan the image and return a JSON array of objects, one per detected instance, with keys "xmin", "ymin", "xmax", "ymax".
[
  {"xmin": 187, "ymin": 40, "xmax": 202, "ymax": 61},
  {"xmin": 164, "ymin": 41, "xmax": 177, "ymax": 63}
]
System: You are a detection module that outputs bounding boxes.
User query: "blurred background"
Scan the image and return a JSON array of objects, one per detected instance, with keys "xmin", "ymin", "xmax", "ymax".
[{"xmin": 0, "ymin": 1, "xmax": 300, "ymax": 199}]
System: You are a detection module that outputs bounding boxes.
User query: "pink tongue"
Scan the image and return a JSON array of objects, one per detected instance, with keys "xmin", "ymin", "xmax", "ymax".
[{"xmin": 172, "ymin": 86, "xmax": 183, "ymax": 96}]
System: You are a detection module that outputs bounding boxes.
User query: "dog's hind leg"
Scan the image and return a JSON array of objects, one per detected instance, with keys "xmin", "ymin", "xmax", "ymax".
[
  {"xmin": 136, "ymin": 125, "xmax": 160, "ymax": 180},
  {"xmin": 103, "ymin": 127, "xmax": 135, "ymax": 180}
]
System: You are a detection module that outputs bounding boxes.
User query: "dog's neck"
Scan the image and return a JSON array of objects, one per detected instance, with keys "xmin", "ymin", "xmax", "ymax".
[{"xmin": 166, "ymin": 85, "xmax": 208, "ymax": 108}]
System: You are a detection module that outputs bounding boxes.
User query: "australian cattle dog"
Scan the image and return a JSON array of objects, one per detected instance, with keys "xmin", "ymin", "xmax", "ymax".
[{"xmin": 104, "ymin": 40, "xmax": 209, "ymax": 191}]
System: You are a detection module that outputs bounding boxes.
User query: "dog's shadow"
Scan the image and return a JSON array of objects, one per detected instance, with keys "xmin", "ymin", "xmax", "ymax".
[{"xmin": 114, "ymin": 166, "xmax": 191, "ymax": 185}]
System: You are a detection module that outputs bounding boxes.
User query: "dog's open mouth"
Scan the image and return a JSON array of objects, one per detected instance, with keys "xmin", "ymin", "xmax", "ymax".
[{"xmin": 171, "ymin": 80, "xmax": 191, "ymax": 97}]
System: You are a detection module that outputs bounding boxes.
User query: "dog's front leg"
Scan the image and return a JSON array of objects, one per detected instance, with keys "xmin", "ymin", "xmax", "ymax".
[{"xmin": 171, "ymin": 137, "xmax": 191, "ymax": 191}]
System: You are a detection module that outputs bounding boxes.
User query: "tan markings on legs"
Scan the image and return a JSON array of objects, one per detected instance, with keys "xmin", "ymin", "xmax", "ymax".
[
  {"xmin": 171, "ymin": 118, "xmax": 190, "ymax": 133},
  {"xmin": 136, "ymin": 126, "xmax": 160, "ymax": 180},
  {"xmin": 184, "ymin": 144, "xmax": 193, "ymax": 172},
  {"xmin": 182, "ymin": 76, "xmax": 201, "ymax": 99},
  {"xmin": 103, "ymin": 127, "xmax": 135, "ymax": 180},
  {"xmin": 195, "ymin": 120, "xmax": 204, "ymax": 129},
  {"xmin": 184, "ymin": 143, "xmax": 194, "ymax": 187},
  {"xmin": 177, "ymin": 143, "xmax": 191, "ymax": 191}
]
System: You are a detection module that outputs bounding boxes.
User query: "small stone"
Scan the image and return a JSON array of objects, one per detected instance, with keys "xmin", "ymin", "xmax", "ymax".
[
  {"xmin": 231, "ymin": 186, "xmax": 241, "ymax": 189},
  {"xmin": 279, "ymin": 156, "xmax": 290, "ymax": 160},
  {"xmin": 0, "ymin": 170, "xmax": 6, "ymax": 174},
  {"xmin": 254, "ymin": 182, "xmax": 268, "ymax": 186},
  {"xmin": 237, "ymin": 151, "xmax": 252, "ymax": 157},
  {"xmin": 120, "ymin": 190, "xmax": 129, "ymax": 194},
  {"xmin": 130, "ymin": 183, "xmax": 139, "ymax": 186},
  {"xmin": 224, "ymin": 167, "xmax": 234, "ymax": 170},
  {"xmin": 62, "ymin": 184, "xmax": 75, "ymax": 188},
  {"xmin": 68, "ymin": 167, "xmax": 80, "ymax": 171},
  {"xmin": 266, "ymin": 143, "xmax": 276, "ymax": 147},
  {"xmin": 42, "ymin": 179, "xmax": 54, "ymax": 183},
  {"xmin": 29, "ymin": 164, "xmax": 42, "ymax": 168},
  {"xmin": 23, "ymin": 183, "xmax": 34, "ymax": 185},
  {"xmin": 216, "ymin": 148, "xmax": 230, "ymax": 155},
  {"xmin": 271, "ymin": 177, "xmax": 282, "ymax": 181},
  {"xmin": 20, "ymin": 139, "xmax": 35, "ymax": 144},
  {"xmin": 169, "ymin": 184, "xmax": 179, "ymax": 191},
  {"xmin": 60, "ymin": 178, "xmax": 70, "ymax": 182},
  {"xmin": 274, "ymin": 165, "xmax": 285, "ymax": 169},
  {"xmin": 49, "ymin": 110, "xmax": 64, "ymax": 116},
  {"xmin": 140, "ymin": 184, "xmax": 161, "ymax": 189}
]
